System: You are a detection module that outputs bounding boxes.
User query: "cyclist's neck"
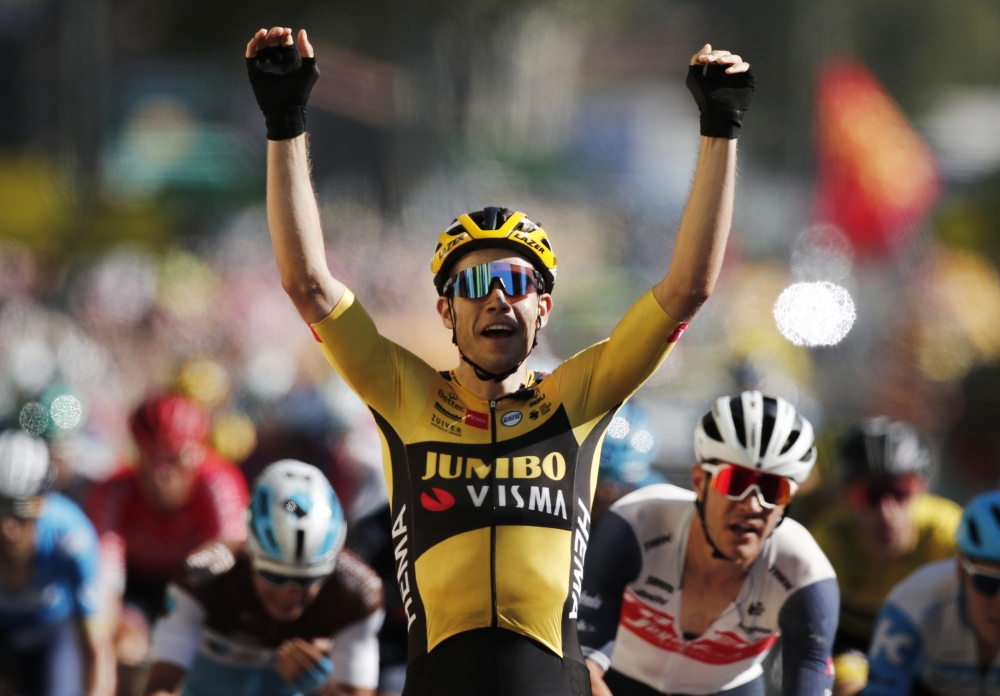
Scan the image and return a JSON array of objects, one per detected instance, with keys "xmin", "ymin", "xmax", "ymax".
[{"xmin": 453, "ymin": 361, "xmax": 531, "ymax": 402}]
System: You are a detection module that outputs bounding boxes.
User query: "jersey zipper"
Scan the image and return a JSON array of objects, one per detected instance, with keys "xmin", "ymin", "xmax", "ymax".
[{"xmin": 489, "ymin": 399, "xmax": 499, "ymax": 628}]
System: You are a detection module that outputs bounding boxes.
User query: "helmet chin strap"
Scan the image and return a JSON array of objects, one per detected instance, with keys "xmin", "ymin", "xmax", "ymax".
[
  {"xmin": 695, "ymin": 478, "xmax": 737, "ymax": 563},
  {"xmin": 448, "ymin": 296, "xmax": 540, "ymax": 384}
]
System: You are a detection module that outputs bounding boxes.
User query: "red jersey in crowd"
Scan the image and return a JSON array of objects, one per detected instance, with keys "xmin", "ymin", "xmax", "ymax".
[{"xmin": 86, "ymin": 451, "xmax": 249, "ymax": 588}]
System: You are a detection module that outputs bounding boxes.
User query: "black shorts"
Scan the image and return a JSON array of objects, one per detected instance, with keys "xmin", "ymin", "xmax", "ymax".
[
  {"xmin": 402, "ymin": 628, "xmax": 591, "ymax": 696},
  {"xmin": 604, "ymin": 668, "xmax": 764, "ymax": 696},
  {"xmin": 123, "ymin": 573, "xmax": 168, "ymax": 625}
]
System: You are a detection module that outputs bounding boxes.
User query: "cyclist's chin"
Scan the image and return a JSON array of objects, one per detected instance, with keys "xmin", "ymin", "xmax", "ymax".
[
  {"xmin": 463, "ymin": 341, "xmax": 528, "ymax": 373},
  {"xmin": 258, "ymin": 593, "xmax": 309, "ymax": 622},
  {"xmin": 721, "ymin": 527, "xmax": 765, "ymax": 564}
]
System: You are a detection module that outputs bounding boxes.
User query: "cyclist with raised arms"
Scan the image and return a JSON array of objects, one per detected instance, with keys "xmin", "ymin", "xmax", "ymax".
[
  {"xmin": 579, "ymin": 392, "xmax": 839, "ymax": 696},
  {"xmin": 861, "ymin": 489, "xmax": 1000, "ymax": 695},
  {"xmin": 0, "ymin": 429, "xmax": 113, "ymax": 696},
  {"xmin": 246, "ymin": 24, "xmax": 755, "ymax": 696},
  {"xmin": 144, "ymin": 460, "xmax": 383, "ymax": 696}
]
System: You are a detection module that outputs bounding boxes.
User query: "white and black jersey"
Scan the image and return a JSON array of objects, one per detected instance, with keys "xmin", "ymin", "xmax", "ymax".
[{"xmin": 578, "ymin": 484, "xmax": 839, "ymax": 696}]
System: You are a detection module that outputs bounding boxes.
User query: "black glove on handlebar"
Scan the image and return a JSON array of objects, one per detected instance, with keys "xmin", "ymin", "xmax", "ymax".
[
  {"xmin": 685, "ymin": 63, "xmax": 756, "ymax": 139},
  {"xmin": 246, "ymin": 43, "xmax": 320, "ymax": 141}
]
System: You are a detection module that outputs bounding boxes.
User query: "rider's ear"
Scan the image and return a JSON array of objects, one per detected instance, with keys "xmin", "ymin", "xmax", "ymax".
[
  {"xmin": 437, "ymin": 296, "xmax": 454, "ymax": 329},
  {"xmin": 691, "ymin": 464, "xmax": 706, "ymax": 498},
  {"xmin": 536, "ymin": 294, "xmax": 553, "ymax": 329}
]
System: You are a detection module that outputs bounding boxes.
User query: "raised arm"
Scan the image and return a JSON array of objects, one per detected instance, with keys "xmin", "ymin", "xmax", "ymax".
[
  {"xmin": 246, "ymin": 27, "xmax": 345, "ymax": 324},
  {"xmin": 652, "ymin": 45, "xmax": 755, "ymax": 322}
]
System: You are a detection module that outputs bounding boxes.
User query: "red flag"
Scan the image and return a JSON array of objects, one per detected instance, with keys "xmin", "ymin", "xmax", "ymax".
[{"xmin": 815, "ymin": 60, "xmax": 939, "ymax": 256}]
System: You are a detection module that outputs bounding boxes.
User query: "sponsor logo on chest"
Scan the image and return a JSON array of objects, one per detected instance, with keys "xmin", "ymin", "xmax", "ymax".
[{"xmin": 500, "ymin": 410, "xmax": 522, "ymax": 427}]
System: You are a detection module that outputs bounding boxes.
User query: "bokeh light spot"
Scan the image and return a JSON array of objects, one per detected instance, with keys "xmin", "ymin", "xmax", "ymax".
[
  {"xmin": 211, "ymin": 412, "xmax": 257, "ymax": 464},
  {"xmin": 50, "ymin": 395, "xmax": 83, "ymax": 430},
  {"xmin": 630, "ymin": 430, "xmax": 655, "ymax": 453},
  {"xmin": 19, "ymin": 402, "xmax": 48, "ymax": 437},
  {"xmin": 178, "ymin": 358, "xmax": 230, "ymax": 408},
  {"xmin": 774, "ymin": 282, "xmax": 856, "ymax": 347},
  {"xmin": 607, "ymin": 416, "xmax": 630, "ymax": 440}
]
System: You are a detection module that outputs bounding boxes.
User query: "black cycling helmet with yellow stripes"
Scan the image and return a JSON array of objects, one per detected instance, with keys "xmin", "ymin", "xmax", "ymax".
[{"xmin": 431, "ymin": 206, "xmax": 558, "ymax": 296}]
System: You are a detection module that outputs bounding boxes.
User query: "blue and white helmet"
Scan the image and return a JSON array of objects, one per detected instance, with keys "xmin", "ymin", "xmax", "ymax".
[
  {"xmin": 0, "ymin": 430, "xmax": 50, "ymax": 500},
  {"xmin": 246, "ymin": 460, "xmax": 346, "ymax": 578},
  {"xmin": 957, "ymin": 490, "xmax": 1000, "ymax": 564}
]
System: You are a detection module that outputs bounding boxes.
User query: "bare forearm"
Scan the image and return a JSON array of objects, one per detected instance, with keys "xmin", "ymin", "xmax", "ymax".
[
  {"xmin": 78, "ymin": 622, "xmax": 115, "ymax": 696},
  {"xmin": 653, "ymin": 136, "xmax": 737, "ymax": 321},
  {"xmin": 267, "ymin": 136, "xmax": 344, "ymax": 323}
]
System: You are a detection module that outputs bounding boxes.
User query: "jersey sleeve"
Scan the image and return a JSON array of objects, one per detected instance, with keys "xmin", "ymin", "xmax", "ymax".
[
  {"xmin": 550, "ymin": 290, "xmax": 682, "ymax": 426},
  {"xmin": 200, "ymin": 457, "xmax": 250, "ymax": 541},
  {"xmin": 861, "ymin": 601, "xmax": 923, "ymax": 696},
  {"xmin": 577, "ymin": 511, "xmax": 643, "ymax": 671},
  {"xmin": 778, "ymin": 578, "xmax": 838, "ymax": 696},
  {"xmin": 310, "ymin": 289, "xmax": 438, "ymax": 438},
  {"xmin": 329, "ymin": 609, "xmax": 384, "ymax": 689}
]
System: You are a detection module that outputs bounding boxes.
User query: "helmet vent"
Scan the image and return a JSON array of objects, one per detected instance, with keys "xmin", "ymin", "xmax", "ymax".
[
  {"xmin": 969, "ymin": 519, "xmax": 982, "ymax": 546},
  {"xmin": 781, "ymin": 430, "xmax": 801, "ymax": 455},
  {"xmin": 991, "ymin": 505, "xmax": 1000, "ymax": 529},
  {"xmin": 701, "ymin": 414, "xmax": 722, "ymax": 442},
  {"xmin": 760, "ymin": 415, "xmax": 776, "ymax": 455},
  {"xmin": 541, "ymin": 238, "xmax": 552, "ymax": 251},
  {"xmin": 730, "ymin": 398, "xmax": 747, "ymax": 448},
  {"xmin": 295, "ymin": 529, "xmax": 306, "ymax": 562}
]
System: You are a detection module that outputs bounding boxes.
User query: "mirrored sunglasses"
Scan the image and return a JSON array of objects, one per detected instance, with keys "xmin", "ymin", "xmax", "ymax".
[
  {"xmin": 444, "ymin": 262, "xmax": 540, "ymax": 300},
  {"xmin": 962, "ymin": 557, "xmax": 1000, "ymax": 598},
  {"xmin": 700, "ymin": 462, "xmax": 796, "ymax": 509},
  {"xmin": 256, "ymin": 569, "xmax": 326, "ymax": 590}
]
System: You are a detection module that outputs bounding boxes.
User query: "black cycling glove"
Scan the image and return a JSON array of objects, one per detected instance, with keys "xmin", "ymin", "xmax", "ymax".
[
  {"xmin": 686, "ymin": 63, "xmax": 756, "ymax": 139},
  {"xmin": 247, "ymin": 43, "xmax": 320, "ymax": 141}
]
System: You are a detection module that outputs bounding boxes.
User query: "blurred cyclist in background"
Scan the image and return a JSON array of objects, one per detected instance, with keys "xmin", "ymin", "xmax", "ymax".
[
  {"xmin": 0, "ymin": 430, "xmax": 113, "ymax": 696},
  {"xmin": 144, "ymin": 460, "xmax": 382, "ymax": 696},
  {"xmin": 809, "ymin": 418, "xmax": 960, "ymax": 696},
  {"xmin": 580, "ymin": 391, "xmax": 838, "ymax": 696},
  {"xmin": 862, "ymin": 490, "xmax": 1000, "ymax": 695},
  {"xmin": 86, "ymin": 394, "xmax": 249, "ymax": 696},
  {"xmin": 591, "ymin": 401, "xmax": 666, "ymax": 529}
]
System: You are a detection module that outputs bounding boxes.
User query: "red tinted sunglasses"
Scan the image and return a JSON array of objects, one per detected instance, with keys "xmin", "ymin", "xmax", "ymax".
[
  {"xmin": 847, "ymin": 476, "xmax": 921, "ymax": 508},
  {"xmin": 700, "ymin": 462, "xmax": 796, "ymax": 509}
]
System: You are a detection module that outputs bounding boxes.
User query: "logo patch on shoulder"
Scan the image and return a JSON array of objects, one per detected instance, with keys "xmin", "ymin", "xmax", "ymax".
[
  {"xmin": 500, "ymin": 411, "xmax": 522, "ymax": 427},
  {"xmin": 464, "ymin": 410, "xmax": 489, "ymax": 430}
]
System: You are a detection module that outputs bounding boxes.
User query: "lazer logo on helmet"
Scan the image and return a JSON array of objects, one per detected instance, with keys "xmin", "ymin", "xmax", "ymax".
[
  {"xmin": 420, "ymin": 488, "xmax": 455, "ymax": 512},
  {"xmin": 421, "ymin": 451, "xmax": 566, "ymax": 481}
]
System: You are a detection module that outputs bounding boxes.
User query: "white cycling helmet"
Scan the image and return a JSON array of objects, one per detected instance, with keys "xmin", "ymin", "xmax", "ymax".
[
  {"xmin": 246, "ymin": 460, "xmax": 346, "ymax": 578},
  {"xmin": 0, "ymin": 430, "xmax": 51, "ymax": 501},
  {"xmin": 694, "ymin": 391, "xmax": 816, "ymax": 484}
]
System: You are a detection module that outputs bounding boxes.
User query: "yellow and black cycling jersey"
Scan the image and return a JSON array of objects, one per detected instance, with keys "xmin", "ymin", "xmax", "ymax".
[
  {"xmin": 809, "ymin": 493, "xmax": 961, "ymax": 652},
  {"xmin": 310, "ymin": 287, "xmax": 682, "ymax": 669}
]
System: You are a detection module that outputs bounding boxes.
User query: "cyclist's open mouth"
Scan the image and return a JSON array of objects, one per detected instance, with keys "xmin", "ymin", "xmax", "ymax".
[
  {"xmin": 728, "ymin": 521, "xmax": 763, "ymax": 539},
  {"xmin": 480, "ymin": 322, "xmax": 519, "ymax": 341}
]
